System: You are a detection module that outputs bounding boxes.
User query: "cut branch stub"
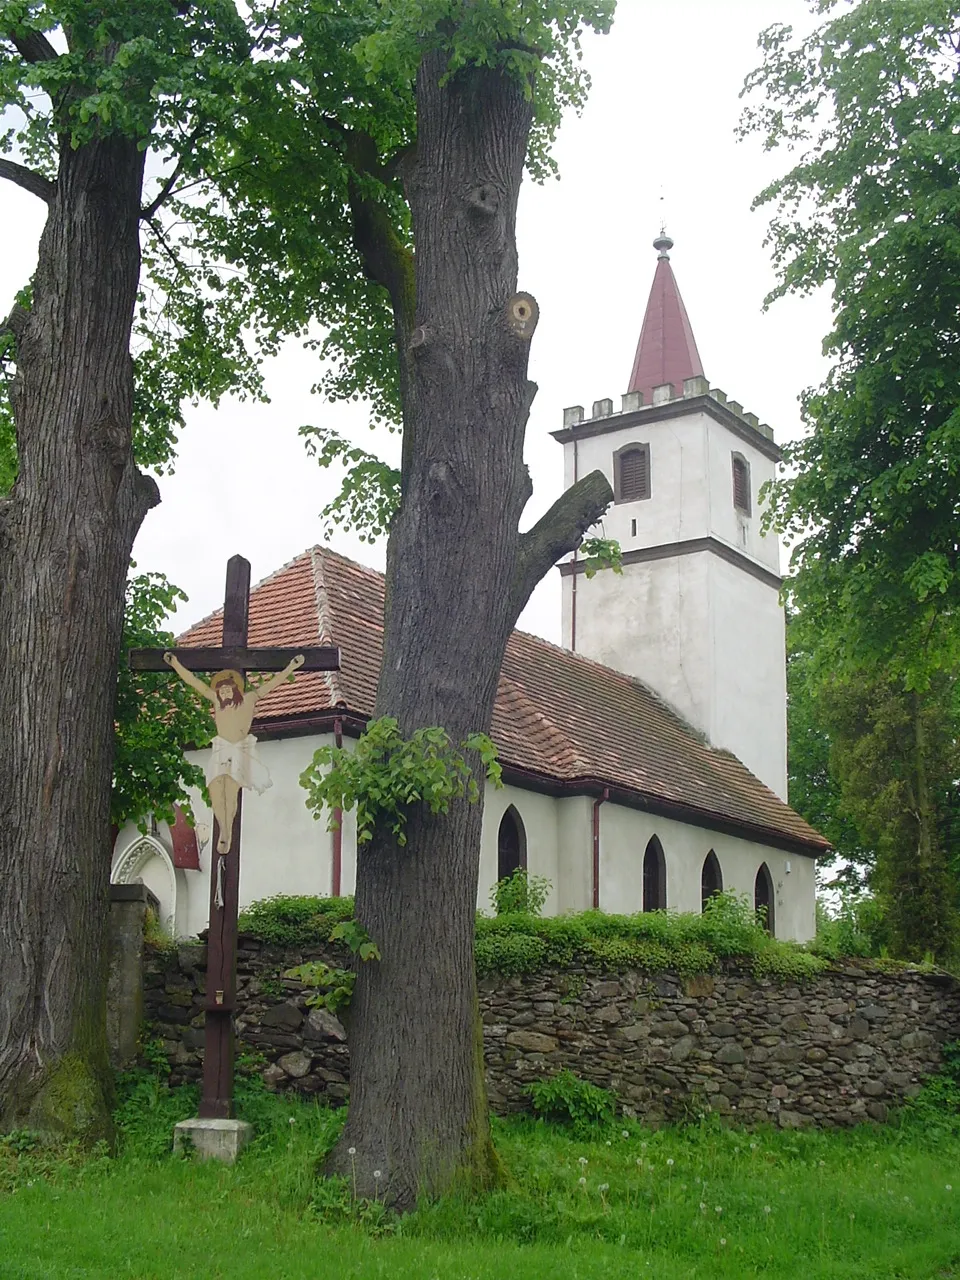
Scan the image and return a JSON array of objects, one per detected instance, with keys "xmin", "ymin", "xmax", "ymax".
[
  {"xmin": 504, "ymin": 292, "xmax": 539, "ymax": 341},
  {"xmin": 466, "ymin": 183, "xmax": 500, "ymax": 216}
]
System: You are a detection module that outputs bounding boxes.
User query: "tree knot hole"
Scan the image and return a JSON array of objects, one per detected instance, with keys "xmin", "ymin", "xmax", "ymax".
[
  {"xmin": 504, "ymin": 293, "xmax": 539, "ymax": 341},
  {"xmin": 408, "ymin": 325, "xmax": 431, "ymax": 353}
]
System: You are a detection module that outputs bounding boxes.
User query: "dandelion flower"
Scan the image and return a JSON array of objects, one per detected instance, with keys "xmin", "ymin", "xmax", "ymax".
[
  {"xmin": 578, "ymin": 1156, "xmax": 588, "ymax": 1167},
  {"xmin": 715, "ymin": 1206, "xmax": 723, "ymax": 1215},
  {"xmin": 763, "ymin": 1206, "xmax": 771, "ymax": 1215},
  {"xmin": 749, "ymin": 1142, "xmax": 757, "ymax": 1150},
  {"xmin": 599, "ymin": 1183, "xmax": 609, "ymax": 1193},
  {"xmin": 579, "ymin": 1176, "xmax": 587, "ymax": 1186},
  {"xmin": 636, "ymin": 1158, "xmax": 643, "ymax": 1167},
  {"xmin": 622, "ymin": 1130, "xmax": 629, "ymax": 1139},
  {"xmin": 348, "ymin": 1146, "xmax": 357, "ymax": 1156},
  {"xmin": 373, "ymin": 1170, "xmax": 382, "ymax": 1180},
  {"xmin": 606, "ymin": 1140, "xmax": 612, "ymax": 1146},
  {"xmin": 720, "ymin": 1238, "xmax": 727, "ymax": 1247},
  {"xmin": 699, "ymin": 1203, "xmax": 707, "ymax": 1212},
  {"xmin": 666, "ymin": 1158, "xmax": 674, "ymax": 1167},
  {"xmin": 288, "ymin": 1117, "xmax": 296, "ymax": 1125}
]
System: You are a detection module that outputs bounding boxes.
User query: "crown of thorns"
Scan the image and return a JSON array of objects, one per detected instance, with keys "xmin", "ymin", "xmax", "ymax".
[{"xmin": 210, "ymin": 669, "xmax": 244, "ymax": 690}]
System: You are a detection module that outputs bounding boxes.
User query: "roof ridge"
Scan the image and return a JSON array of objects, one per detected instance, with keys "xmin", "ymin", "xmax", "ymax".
[{"xmin": 309, "ymin": 547, "xmax": 346, "ymax": 706}]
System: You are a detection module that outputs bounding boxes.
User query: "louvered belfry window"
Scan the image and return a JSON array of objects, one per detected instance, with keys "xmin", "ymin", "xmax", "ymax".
[
  {"xmin": 615, "ymin": 444, "xmax": 651, "ymax": 502},
  {"xmin": 732, "ymin": 454, "xmax": 751, "ymax": 514}
]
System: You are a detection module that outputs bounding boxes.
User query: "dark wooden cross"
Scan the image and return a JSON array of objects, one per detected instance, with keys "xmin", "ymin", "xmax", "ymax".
[{"xmin": 130, "ymin": 554, "xmax": 340, "ymax": 1119}]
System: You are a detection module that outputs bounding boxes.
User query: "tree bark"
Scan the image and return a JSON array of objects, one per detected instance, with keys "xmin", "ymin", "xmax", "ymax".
[
  {"xmin": 327, "ymin": 52, "xmax": 611, "ymax": 1208},
  {"xmin": 0, "ymin": 134, "xmax": 159, "ymax": 1139}
]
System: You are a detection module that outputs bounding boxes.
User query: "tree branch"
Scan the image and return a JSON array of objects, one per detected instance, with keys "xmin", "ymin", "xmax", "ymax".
[
  {"xmin": 141, "ymin": 155, "xmax": 188, "ymax": 221},
  {"xmin": 322, "ymin": 118, "xmax": 415, "ymax": 334},
  {"xmin": 7, "ymin": 28, "xmax": 58, "ymax": 62},
  {"xmin": 0, "ymin": 158, "xmax": 55, "ymax": 203},
  {"xmin": 145, "ymin": 216, "xmax": 193, "ymax": 284},
  {"xmin": 511, "ymin": 470, "xmax": 614, "ymax": 618}
]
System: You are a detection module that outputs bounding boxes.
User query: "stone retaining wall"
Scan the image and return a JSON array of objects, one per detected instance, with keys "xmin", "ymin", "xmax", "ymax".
[{"xmin": 142, "ymin": 935, "xmax": 960, "ymax": 1129}]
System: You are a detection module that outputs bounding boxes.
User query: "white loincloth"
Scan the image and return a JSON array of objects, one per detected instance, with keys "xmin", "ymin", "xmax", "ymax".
[{"xmin": 207, "ymin": 735, "xmax": 272, "ymax": 795}]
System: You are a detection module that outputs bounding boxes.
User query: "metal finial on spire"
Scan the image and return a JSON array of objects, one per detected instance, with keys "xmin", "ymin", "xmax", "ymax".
[{"xmin": 654, "ymin": 189, "xmax": 673, "ymax": 258}]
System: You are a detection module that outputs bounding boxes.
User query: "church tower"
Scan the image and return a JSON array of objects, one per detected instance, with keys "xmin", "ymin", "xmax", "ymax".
[{"xmin": 556, "ymin": 235, "xmax": 787, "ymax": 799}]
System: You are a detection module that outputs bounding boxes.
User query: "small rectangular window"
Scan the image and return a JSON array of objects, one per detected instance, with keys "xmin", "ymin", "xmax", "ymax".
[{"xmin": 630, "ymin": 519, "xmax": 637, "ymax": 537}]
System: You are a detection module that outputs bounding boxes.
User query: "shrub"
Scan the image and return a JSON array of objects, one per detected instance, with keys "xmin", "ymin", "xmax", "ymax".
[
  {"xmin": 239, "ymin": 889, "xmax": 849, "ymax": 983},
  {"xmin": 490, "ymin": 868, "xmax": 552, "ymax": 916},
  {"xmin": 525, "ymin": 1069, "xmax": 616, "ymax": 1136},
  {"xmin": 237, "ymin": 894, "xmax": 355, "ymax": 946}
]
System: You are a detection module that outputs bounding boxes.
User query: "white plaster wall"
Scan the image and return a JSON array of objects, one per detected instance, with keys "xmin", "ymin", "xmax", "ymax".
[
  {"xmin": 556, "ymin": 795, "xmax": 596, "ymax": 913},
  {"xmin": 707, "ymin": 556, "xmax": 788, "ymax": 799},
  {"xmin": 566, "ymin": 549, "xmax": 786, "ymax": 798},
  {"xmin": 565, "ymin": 549, "xmax": 714, "ymax": 736},
  {"xmin": 597, "ymin": 802, "xmax": 816, "ymax": 942},
  {"xmin": 704, "ymin": 417, "xmax": 779, "ymax": 572}
]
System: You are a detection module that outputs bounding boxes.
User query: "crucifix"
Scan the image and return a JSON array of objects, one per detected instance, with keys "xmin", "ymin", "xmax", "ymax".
[{"xmin": 130, "ymin": 554, "xmax": 340, "ymax": 1120}]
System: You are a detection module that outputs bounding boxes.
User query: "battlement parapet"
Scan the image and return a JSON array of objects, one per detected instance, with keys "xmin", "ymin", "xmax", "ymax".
[{"xmin": 562, "ymin": 377, "xmax": 775, "ymax": 443}]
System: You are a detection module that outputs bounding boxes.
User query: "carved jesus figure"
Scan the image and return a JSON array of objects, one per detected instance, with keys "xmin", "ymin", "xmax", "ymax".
[{"xmin": 163, "ymin": 652, "xmax": 305, "ymax": 853}]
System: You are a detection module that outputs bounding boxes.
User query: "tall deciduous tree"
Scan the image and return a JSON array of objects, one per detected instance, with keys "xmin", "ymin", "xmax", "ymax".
[
  {"xmin": 0, "ymin": 2, "xmax": 258, "ymax": 1138},
  {"xmin": 211, "ymin": 3, "xmax": 617, "ymax": 1204},
  {"xmin": 742, "ymin": 0, "xmax": 960, "ymax": 955},
  {"xmin": 816, "ymin": 668, "xmax": 959, "ymax": 961}
]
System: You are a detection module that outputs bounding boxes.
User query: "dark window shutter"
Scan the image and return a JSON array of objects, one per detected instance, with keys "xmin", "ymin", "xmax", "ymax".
[
  {"xmin": 619, "ymin": 447, "xmax": 649, "ymax": 501},
  {"xmin": 732, "ymin": 456, "xmax": 750, "ymax": 513}
]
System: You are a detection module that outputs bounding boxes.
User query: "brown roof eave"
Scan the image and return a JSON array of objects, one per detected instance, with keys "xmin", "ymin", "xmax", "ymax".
[
  {"xmin": 499, "ymin": 763, "xmax": 828, "ymax": 859},
  {"xmin": 252, "ymin": 710, "xmax": 369, "ymax": 742}
]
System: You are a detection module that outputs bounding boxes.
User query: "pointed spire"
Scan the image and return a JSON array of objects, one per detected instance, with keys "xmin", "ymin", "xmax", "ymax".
[{"xmin": 627, "ymin": 233, "xmax": 704, "ymax": 402}]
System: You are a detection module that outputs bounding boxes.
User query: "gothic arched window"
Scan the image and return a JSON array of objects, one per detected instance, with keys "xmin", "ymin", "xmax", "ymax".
[
  {"xmin": 755, "ymin": 863, "xmax": 775, "ymax": 935},
  {"xmin": 614, "ymin": 443, "xmax": 651, "ymax": 503},
  {"xmin": 642, "ymin": 836, "xmax": 666, "ymax": 911},
  {"xmin": 732, "ymin": 452, "xmax": 751, "ymax": 515},
  {"xmin": 701, "ymin": 850, "xmax": 723, "ymax": 911},
  {"xmin": 497, "ymin": 806, "xmax": 527, "ymax": 882}
]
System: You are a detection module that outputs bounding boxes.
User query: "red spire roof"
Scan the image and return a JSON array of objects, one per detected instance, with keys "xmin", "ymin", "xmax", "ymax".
[{"xmin": 627, "ymin": 234, "xmax": 704, "ymax": 402}]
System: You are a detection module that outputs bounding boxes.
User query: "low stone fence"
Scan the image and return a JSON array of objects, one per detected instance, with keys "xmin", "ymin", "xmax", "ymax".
[{"xmin": 130, "ymin": 929, "xmax": 960, "ymax": 1130}]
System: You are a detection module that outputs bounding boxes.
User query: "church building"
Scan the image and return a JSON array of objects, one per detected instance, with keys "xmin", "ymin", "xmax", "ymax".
[{"xmin": 112, "ymin": 236, "xmax": 827, "ymax": 942}]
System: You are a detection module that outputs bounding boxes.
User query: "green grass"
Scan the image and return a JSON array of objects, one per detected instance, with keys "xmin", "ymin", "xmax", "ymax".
[{"xmin": 1, "ymin": 1074, "xmax": 958, "ymax": 1279}]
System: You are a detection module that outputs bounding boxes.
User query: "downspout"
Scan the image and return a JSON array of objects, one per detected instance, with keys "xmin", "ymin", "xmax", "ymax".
[
  {"xmin": 571, "ymin": 436, "xmax": 579, "ymax": 651},
  {"xmin": 592, "ymin": 787, "xmax": 609, "ymax": 910},
  {"xmin": 332, "ymin": 713, "xmax": 343, "ymax": 897}
]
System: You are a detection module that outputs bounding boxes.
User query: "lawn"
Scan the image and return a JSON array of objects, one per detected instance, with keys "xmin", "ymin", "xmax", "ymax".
[{"xmin": 0, "ymin": 1073, "xmax": 958, "ymax": 1279}]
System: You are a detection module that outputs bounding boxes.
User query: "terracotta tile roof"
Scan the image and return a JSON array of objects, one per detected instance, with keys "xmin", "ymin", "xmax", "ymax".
[{"xmin": 179, "ymin": 547, "xmax": 827, "ymax": 854}]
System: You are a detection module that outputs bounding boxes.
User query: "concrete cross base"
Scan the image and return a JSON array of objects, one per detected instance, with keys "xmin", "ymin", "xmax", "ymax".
[{"xmin": 173, "ymin": 1117, "xmax": 253, "ymax": 1164}]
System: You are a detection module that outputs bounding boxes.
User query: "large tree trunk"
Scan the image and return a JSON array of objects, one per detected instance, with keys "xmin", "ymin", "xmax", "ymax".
[
  {"xmin": 0, "ymin": 135, "xmax": 158, "ymax": 1139},
  {"xmin": 328, "ymin": 52, "xmax": 611, "ymax": 1208}
]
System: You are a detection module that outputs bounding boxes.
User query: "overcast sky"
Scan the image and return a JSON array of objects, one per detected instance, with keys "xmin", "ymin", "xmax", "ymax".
[{"xmin": 1, "ymin": 0, "xmax": 832, "ymax": 642}]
